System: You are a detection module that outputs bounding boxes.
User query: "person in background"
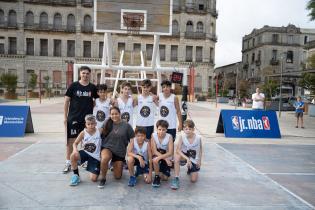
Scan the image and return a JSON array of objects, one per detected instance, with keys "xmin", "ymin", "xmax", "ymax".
[
  {"xmin": 252, "ymin": 87, "xmax": 265, "ymax": 110},
  {"xmin": 294, "ymin": 96, "xmax": 305, "ymax": 129}
]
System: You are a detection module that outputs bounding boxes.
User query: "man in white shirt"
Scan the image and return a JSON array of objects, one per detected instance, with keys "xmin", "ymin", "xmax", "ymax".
[{"xmin": 252, "ymin": 88, "xmax": 265, "ymax": 110}]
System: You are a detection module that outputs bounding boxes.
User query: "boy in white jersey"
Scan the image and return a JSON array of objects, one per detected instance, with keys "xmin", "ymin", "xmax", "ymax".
[
  {"xmin": 69, "ymin": 115, "xmax": 102, "ymax": 186},
  {"xmin": 93, "ymin": 84, "xmax": 112, "ymax": 128},
  {"xmin": 171, "ymin": 120, "xmax": 202, "ymax": 190},
  {"xmin": 151, "ymin": 120, "xmax": 174, "ymax": 187},
  {"xmin": 127, "ymin": 127, "xmax": 153, "ymax": 187},
  {"xmin": 157, "ymin": 80, "xmax": 182, "ymax": 141},
  {"xmin": 114, "ymin": 82, "xmax": 136, "ymax": 127},
  {"xmin": 135, "ymin": 79, "xmax": 157, "ymax": 140}
]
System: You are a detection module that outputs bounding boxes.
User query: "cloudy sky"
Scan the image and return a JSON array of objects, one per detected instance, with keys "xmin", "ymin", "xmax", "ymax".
[{"xmin": 216, "ymin": 0, "xmax": 314, "ymax": 67}]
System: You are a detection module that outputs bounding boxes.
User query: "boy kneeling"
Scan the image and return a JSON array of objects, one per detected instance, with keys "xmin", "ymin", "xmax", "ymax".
[
  {"xmin": 127, "ymin": 127, "xmax": 153, "ymax": 187},
  {"xmin": 171, "ymin": 120, "xmax": 203, "ymax": 190},
  {"xmin": 69, "ymin": 115, "xmax": 102, "ymax": 186}
]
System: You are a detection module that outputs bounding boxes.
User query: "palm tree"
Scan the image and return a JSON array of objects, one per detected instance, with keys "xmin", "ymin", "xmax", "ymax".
[{"xmin": 307, "ymin": 0, "xmax": 315, "ymax": 21}]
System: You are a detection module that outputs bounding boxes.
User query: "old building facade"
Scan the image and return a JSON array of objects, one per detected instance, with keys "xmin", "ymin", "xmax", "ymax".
[{"xmin": 0, "ymin": 0, "xmax": 217, "ymax": 95}]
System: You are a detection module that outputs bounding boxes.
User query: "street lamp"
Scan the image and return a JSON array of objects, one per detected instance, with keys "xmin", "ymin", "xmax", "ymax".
[{"xmin": 278, "ymin": 52, "xmax": 287, "ymax": 118}]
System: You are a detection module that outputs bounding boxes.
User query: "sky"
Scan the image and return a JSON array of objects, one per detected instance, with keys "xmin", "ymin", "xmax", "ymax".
[{"xmin": 215, "ymin": 0, "xmax": 314, "ymax": 67}]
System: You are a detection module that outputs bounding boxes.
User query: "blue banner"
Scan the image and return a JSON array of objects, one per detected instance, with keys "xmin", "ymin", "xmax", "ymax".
[
  {"xmin": 216, "ymin": 110, "xmax": 281, "ymax": 138},
  {"xmin": 0, "ymin": 105, "xmax": 34, "ymax": 137}
]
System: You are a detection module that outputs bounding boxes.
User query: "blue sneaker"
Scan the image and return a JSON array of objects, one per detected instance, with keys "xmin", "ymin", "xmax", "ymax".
[
  {"xmin": 170, "ymin": 177, "xmax": 179, "ymax": 190},
  {"xmin": 128, "ymin": 176, "xmax": 136, "ymax": 187},
  {"xmin": 69, "ymin": 174, "xmax": 80, "ymax": 186}
]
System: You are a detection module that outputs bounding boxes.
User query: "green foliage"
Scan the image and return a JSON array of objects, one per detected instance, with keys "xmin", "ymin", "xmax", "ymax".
[
  {"xmin": 238, "ymin": 80, "xmax": 250, "ymax": 98},
  {"xmin": 43, "ymin": 76, "xmax": 50, "ymax": 90},
  {"xmin": 28, "ymin": 73, "xmax": 37, "ymax": 91},
  {"xmin": 0, "ymin": 73, "xmax": 18, "ymax": 93},
  {"xmin": 307, "ymin": 53, "xmax": 315, "ymax": 69},
  {"xmin": 262, "ymin": 80, "xmax": 278, "ymax": 100},
  {"xmin": 307, "ymin": 0, "xmax": 315, "ymax": 21},
  {"xmin": 299, "ymin": 73, "xmax": 315, "ymax": 95},
  {"xmin": 221, "ymin": 89, "xmax": 229, "ymax": 97}
]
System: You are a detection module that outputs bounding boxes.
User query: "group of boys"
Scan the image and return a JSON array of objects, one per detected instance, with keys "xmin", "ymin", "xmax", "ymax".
[{"xmin": 64, "ymin": 66, "xmax": 202, "ymax": 190}]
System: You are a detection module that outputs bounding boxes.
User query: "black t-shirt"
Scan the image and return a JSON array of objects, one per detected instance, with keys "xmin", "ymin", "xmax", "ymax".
[{"xmin": 65, "ymin": 81, "xmax": 98, "ymax": 123}]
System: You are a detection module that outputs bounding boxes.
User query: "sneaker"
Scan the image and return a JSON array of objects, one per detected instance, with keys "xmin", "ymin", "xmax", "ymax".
[
  {"xmin": 63, "ymin": 164, "xmax": 71, "ymax": 174},
  {"xmin": 170, "ymin": 177, "xmax": 179, "ymax": 190},
  {"xmin": 98, "ymin": 178, "xmax": 106, "ymax": 189},
  {"xmin": 152, "ymin": 175, "xmax": 161, "ymax": 188},
  {"xmin": 128, "ymin": 176, "xmax": 137, "ymax": 187},
  {"xmin": 69, "ymin": 174, "xmax": 80, "ymax": 186}
]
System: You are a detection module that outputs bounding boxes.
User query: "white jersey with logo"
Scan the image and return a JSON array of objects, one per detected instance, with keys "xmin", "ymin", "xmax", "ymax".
[
  {"xmin": 133, "ymin": 138, "xmax": 149, "ymax": 163},
  {"xmin": 82, "ymin": 129, "xmax": 102, "ymax": 161},
  {"xmin": 117, "ymin": 97, "xmax": 134, "ymax": 127},
  {"xmin": 93, "ymin": 98, "xmax": 111, "ymax": 128},
  {"xmin": 158, "ymin": 93, "xmax": 177, "ymax": 129},
  {"xmin": 152, "ymin": 132, "xmax": 172, "ymax": 152},
  {"xmin": 181, "ymin": 133, "xmax": 201, "ymax": 164},
  {"xmin": 136, "ymin": 95, "xmax": 155, "ymax": 127}
]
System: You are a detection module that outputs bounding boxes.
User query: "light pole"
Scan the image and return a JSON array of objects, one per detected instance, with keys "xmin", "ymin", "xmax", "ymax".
[{"xmin": 278, "ymin": 52, "xmax": 286, "ymax": 118}]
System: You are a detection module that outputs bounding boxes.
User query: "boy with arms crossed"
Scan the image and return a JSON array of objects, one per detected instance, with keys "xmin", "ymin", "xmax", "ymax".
[{"xmin": 171, "ymin": 119, "xmax": 202, "ymax": 190}]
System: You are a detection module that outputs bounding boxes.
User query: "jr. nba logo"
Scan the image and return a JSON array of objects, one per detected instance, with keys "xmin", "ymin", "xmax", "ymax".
[
  {"xmin": 0, "ymin": 116, "xmax": 3, "ymax": 126},
  {"xmin": 231, "ymin": 116, "xmax": 239, "ymax": 130},
  {"xmin": 262, "ymin": 116, "xmax": 270, "ymax": 130}
]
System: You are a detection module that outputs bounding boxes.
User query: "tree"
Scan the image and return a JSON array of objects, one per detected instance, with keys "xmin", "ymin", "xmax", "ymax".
[
  {"xmin": 0, "ymin": 73, "xmax": 18, "ymax": 93},
  {"xmin": 299, "ymin": 73, "xmax": 315, "ymax": 95},
  {"xmin": 262, "ymin": 79, "xmax": 278, "ymax": 100},
  {"xmin": 307, "ymin": 53, "xmax": 315, "ymax": 69},
  {"xmin": 307, "ymin": 0, "xmax": 315, "ymax": 21},
  {"xmin": 28, "ymin": 73, "xmax": 37, "ymax": 91},
  {"xmin": 238, "ymin": 80, "xmax": 250, "ymax": 99}
]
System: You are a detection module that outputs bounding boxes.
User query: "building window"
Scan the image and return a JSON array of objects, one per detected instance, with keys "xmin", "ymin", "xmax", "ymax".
[
  {"xmin": 8, "ymin": 10, "xmax": 17, "ymax": 27},
  {"xmin": 246, "ymin": 54, "xmax": 248, "ymax": 63},
  {"xmin": 272, "ymin": 34, "xmax": 279, "ymax": 43},
  {"xmin": 196, "ymin": 46, "xmax": 202, "ymax": 62},
  {"xmin": 196, "ymin": 22, "xmax": 203, "ymax": 33},
  {"xmin": 210, "ymin": 47, "xmax": 214, "ymax": 63},
  {"xmin": 159, "ymin": 45, "xmax": 166, "ymax": 61},
  {"xmin": 118, "ymin": 42, "xmax": 125, "ymax": 52},
  {"xmin": 251, "ymin": 53, "xmax": 255, "ymax": 63},
  {"xmin": 25, "ymin": 11, "xmax": 34, "ymax": 27},
  {"xmin": 186, "ymin": 0, "xmax": 193, "ymax": 8},
  {"xmin": 40, "ymin": 39, "xmax": 48, "ymax": 56},
  {"xmin": 210, "ymin": 22, "xmax": 214, "ymax": 34},
  {"xmin": 83, "ymin": 15, "xmax": 92, "ymax": 31},
  {"xmin": 39, "ymin": 12, "xmax": 48, "ymax": 29},
  {"xmin": 146, "ymin": 44, "xmax": 153, "ymax": 60},
  {"xmin": 53, "ymin": 13, "xmax": 62, "ymax": 30},
  {"xmin": 186, "ymin": 46, "xmax": 193, "ymax": 62},
  {"xmin": 304, "ymin": 36, "xmax": 308, "ymax": 44},
  {"xmin": 272, "ymin": 50, "xmax": 277, "ymax": 60},
  {"xmin": 8, "ymin": 37, "xmax": 17, "ymax": 54},
  {"xmin": 186, "ymin": 21, "xmax": 193, "ymax": 32},
  {"xmin": 67, "ymin": 14, "xmax": 75, "ymax": 31},
  {"xmin": 0, "ymin": 10, "xmax": 4, "ymax": 26},
  {"xmin": 99, "ymin": 41, "xmax": 103, "ymax": 58},
  {"xmin": 67, "ymin": 40, "xmax": 75, "ymax": 57},
  {"xmin": 26, "ymin": 38, "xmax": 34, "ymax": 55},
  {"xmin": 257, "ymin": 50, "xmax": 261, "ymax": 61},
  {"xmin": 288, "ymin": 35, "xmax": 293, "ymax": 44},
  {"xmin": 171, "ymin": 45, "xmax": 178, "ymax": 61},
  {"xmin": 83, "ymin": 41, "xmax": 91, "ymax": 57},
  {"xmin": 252, "ymin": 38, "xmax": 255, "ymax": 47},
  {"xmin": 0, "ymin": 37, "xmax": 4, "ymax": 54},
  {"xmin": 172, "ymin": 20, "xmax": 179, "ymax": 35},
  {"xmin": 53, "ymin": 70, "xmax": 62, "ymax": 86},
  {"xmin": 198, "ymin": 1, "xmax": 205, "ymax": 11},
  {"xmin": 54, "ymin": 40, "xmax": 61, "ymax": 57},
  {"xmin": 286, "ymin": 51, "xmax": 293, "ymax": 63},
  {"xmin": 133, "ymin": 43, "xmax": 141, "ymax": 52}
]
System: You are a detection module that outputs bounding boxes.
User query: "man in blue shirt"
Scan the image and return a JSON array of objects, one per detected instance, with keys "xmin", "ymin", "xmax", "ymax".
[{"xmin": 294, "ymin": 96, "xmax": 305, "ymax": 128}]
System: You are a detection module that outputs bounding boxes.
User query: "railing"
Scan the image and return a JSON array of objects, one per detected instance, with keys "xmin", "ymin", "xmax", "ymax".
[
  {"xmin": 0, "ymin": 22, "xmax": 18, "ymax": 29},
  {"xmin": 255, "ymin": 60, "xmax": 261, "ymax": 66},
  {"xmin": 81, "ymin": 25, "xmax": 93, "ymax": 33},
  {"xmin": 24, "ymin": 23, "xmax": 76, "ymax": 33},
  {"xmin": 23, "ymin": 0, "xmax": 76, "ymax": 6},
  {"xmin": 173, "ymin": 5, "xmax": 181, "ymax": 13},
  {"xmin": 209, "ymin": 33, "xmax": 217, "ymax": 42},
  {"xmin": 270, "ymin": 59, "xmax": 279, "ymax": 65},
  {"xmin": 209, "ymin": 9, "xmax": 218, "ymax": 17},
  {"xmin": 81, "ymin": 0, "xmax": 93, "ymax": 7},
  {"xmin": 172, "ymin": 31, "xmax": 180, "ymax": 37},
  {"xmin": 185, "ymin": 31, "xmax": 206, "ymax": 39},
  {"xmin": 185, "ymin": 4, "xmax": 208, "ymax": 14}
]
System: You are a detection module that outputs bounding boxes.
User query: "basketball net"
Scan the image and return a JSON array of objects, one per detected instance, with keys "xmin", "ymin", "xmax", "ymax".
[{"xmin": 123, "ymin": 13, "xmax": 144, "ymax": 35}]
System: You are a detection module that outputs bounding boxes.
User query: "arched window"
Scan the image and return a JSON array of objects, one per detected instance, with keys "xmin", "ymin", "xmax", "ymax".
[
  {"xmin": 186, "ymin": 21, "xmax": 193, "ymax": 32},
  {"xmin": 25, "ymin": 11, "xmax": 34, "ymax": 27},
  {"xmin": 8, "ymin": 10, "xmax": 17, "ymax": 27},
  {"xmin": 53, "ymin": 13, "xmax": 62, "ymax": 30},
  {"xmin": 0, "ymin": 10, "xmax": 4, "ymax": 26},
  {"xmin": 172, "ymin": 20, "xmax": 179, "ymax": 34},
  {"xmin": 39, "ymin": 12, "xmax": 48, "ymax": 29},
  {"xmin": 83, "ymin": 14, "xmax": 92, "ymax": 30},
  {"xmin": 197, "ymin": 21, "xmax": 203, "ymax": 32},
  {"xmin": 67, "ymin": 14, "xmax": 75, "ymax": 31}
]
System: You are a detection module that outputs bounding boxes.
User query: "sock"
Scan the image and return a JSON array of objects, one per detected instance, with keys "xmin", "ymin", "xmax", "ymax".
[
  {"xmin": 66, "ymin": 160, "xmax": 71, "ymax": 165},
  {"xmin": 73, "ymin": 168, "xmax": 79, "ymax": 176}
]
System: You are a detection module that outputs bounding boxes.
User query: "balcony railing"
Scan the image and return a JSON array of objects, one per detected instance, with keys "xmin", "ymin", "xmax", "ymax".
[
  {"xmin": 0, "ymin": 22, "xmax": 18, "ymax": 29},
  {"xmin": 210, "ymin": 9, "xmax": 218, "ymax": 18},
  {"xmin": 173, "ymin": 5, "xmax": 181, "ymax": 13},
  {"xmin": 185, "ymin": 4, "xmax": 208, "ymax": 14},
  {"xmin": 81, "ymin": 25, "xmax": 93, "ymax": 33},
  {"xmin": 249, "ymin": 76, "xmax": 261, "ymax": 83},
  {"xmin": 23, "ymin": 0, "xmax": 76, "ymax": 6},
  {"xmin": 24, "ymin": 23, "xmax": 76, "ymax": 33},
  {"xmin": 255, "ymin": 60, "xmax": 261, "ymax": 66},
  {"xmin": 81, "ymin": 0, "xmax": 93, "ymax": 7},
  {"xmin": 209, "ymin": 33, "xmax": 217, "ymax": 42},
  {"xmin": 172, "ymin": 31, "xmax": 180, "ymax": 37},
  {"xmin": 270, "ymin": 59, "xmax": 279, "ymax": 65},
  {"xmin": 185, "ymin": 31, "xmax": 206, "ymax": 39}
]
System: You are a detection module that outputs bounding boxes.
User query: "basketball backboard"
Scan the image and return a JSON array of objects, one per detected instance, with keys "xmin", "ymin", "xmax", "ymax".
[{"xmin": 94, "ymin": 0, "xmax": 173, "ymax": 35}]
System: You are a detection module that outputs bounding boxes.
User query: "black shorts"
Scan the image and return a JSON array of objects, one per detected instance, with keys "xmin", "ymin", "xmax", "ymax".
[
  {"xmin": 134, "ymin": 159, "xmax": 149, "ymax": 176},
  {"xmin": 67, "ymin": 121, "xmax": 85, "ymax": 139},
  {"xmin": 167, "ymin": 129, "xmax": 176, "ymax": 141},
  {"xmin": 159, "ymin": 159, "xmax": 171, "ymax": 177},
  {"xmin": 79, "ymin": 150, "xmax": 100, "ymax": 175},
  {"xmin": 187, "ymin": 162, "xmax": 200, "ymax": 174},
  {"xmin": 295, "ymin": 112, "xmax": 303, "ymax": 118}
]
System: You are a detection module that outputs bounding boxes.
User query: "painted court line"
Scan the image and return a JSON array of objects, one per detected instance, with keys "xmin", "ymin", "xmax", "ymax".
[
  {"xmin": 263, "ymin": 172, "xmax": 315, "ymax": 176},
  {"xmin": 215, "ymin": 143, "xmax": 315, "ymax": 210}
]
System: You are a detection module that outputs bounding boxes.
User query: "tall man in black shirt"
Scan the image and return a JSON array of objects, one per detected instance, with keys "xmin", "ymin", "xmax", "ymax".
[{"xmin": 63, "ymin": 66, "xmax": 98, "ymax": 173}]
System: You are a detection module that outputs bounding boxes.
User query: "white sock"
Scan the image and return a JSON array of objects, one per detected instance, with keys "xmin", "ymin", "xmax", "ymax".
[{"xmin": 66, "ymin": 160, "xmax": 71, "ymax": 165}]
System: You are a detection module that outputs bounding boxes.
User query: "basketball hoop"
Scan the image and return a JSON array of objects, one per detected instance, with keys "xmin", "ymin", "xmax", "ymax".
[{"xmin": 123, "ymin": 13, "xmax": 144, "ymax": 35}]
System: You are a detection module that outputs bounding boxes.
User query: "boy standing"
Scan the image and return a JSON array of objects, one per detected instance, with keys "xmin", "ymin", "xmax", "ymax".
[
  {"xmin": 63, "ymin": 66, "xmax": 97, "ymax": 173},
  {"xmin": 135, "ymin": 79, "xmax": 157, "ymax": 140},
  {"xmin": 294, "ymin": 96, "xmax": 305, "ymax": 128},
  {"xmin": 151, "ymin": 120, "xmax": 174, "ymax": 187},
  {"xmin": 157, "ymin": 80, "xmax": 182, "ymax": 141},
  {"xmin": 69, "ymin": 115, "xmax": 102, "ymax": 186},
  {"xmin": 171, "ymin": 119, "xmax": 202, "ymax": 190},
  {"xmin": 127, "ymin": 127, "xmax": 152, "ymax": 187},
  {"xmin": 93, "ymin": 84, "xmax": 112, "ymax": 128}
]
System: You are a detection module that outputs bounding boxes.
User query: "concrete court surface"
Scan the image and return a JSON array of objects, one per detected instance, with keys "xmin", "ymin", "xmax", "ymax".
[{"xmin": 0, "ymin": 97, "xmax": 314, "ymax": 209}]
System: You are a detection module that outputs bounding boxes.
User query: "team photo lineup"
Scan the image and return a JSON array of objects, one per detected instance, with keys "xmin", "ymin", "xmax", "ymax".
[{"xmin": 64, "ymin": 66, "xmax": 203, "ymax": 190}]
